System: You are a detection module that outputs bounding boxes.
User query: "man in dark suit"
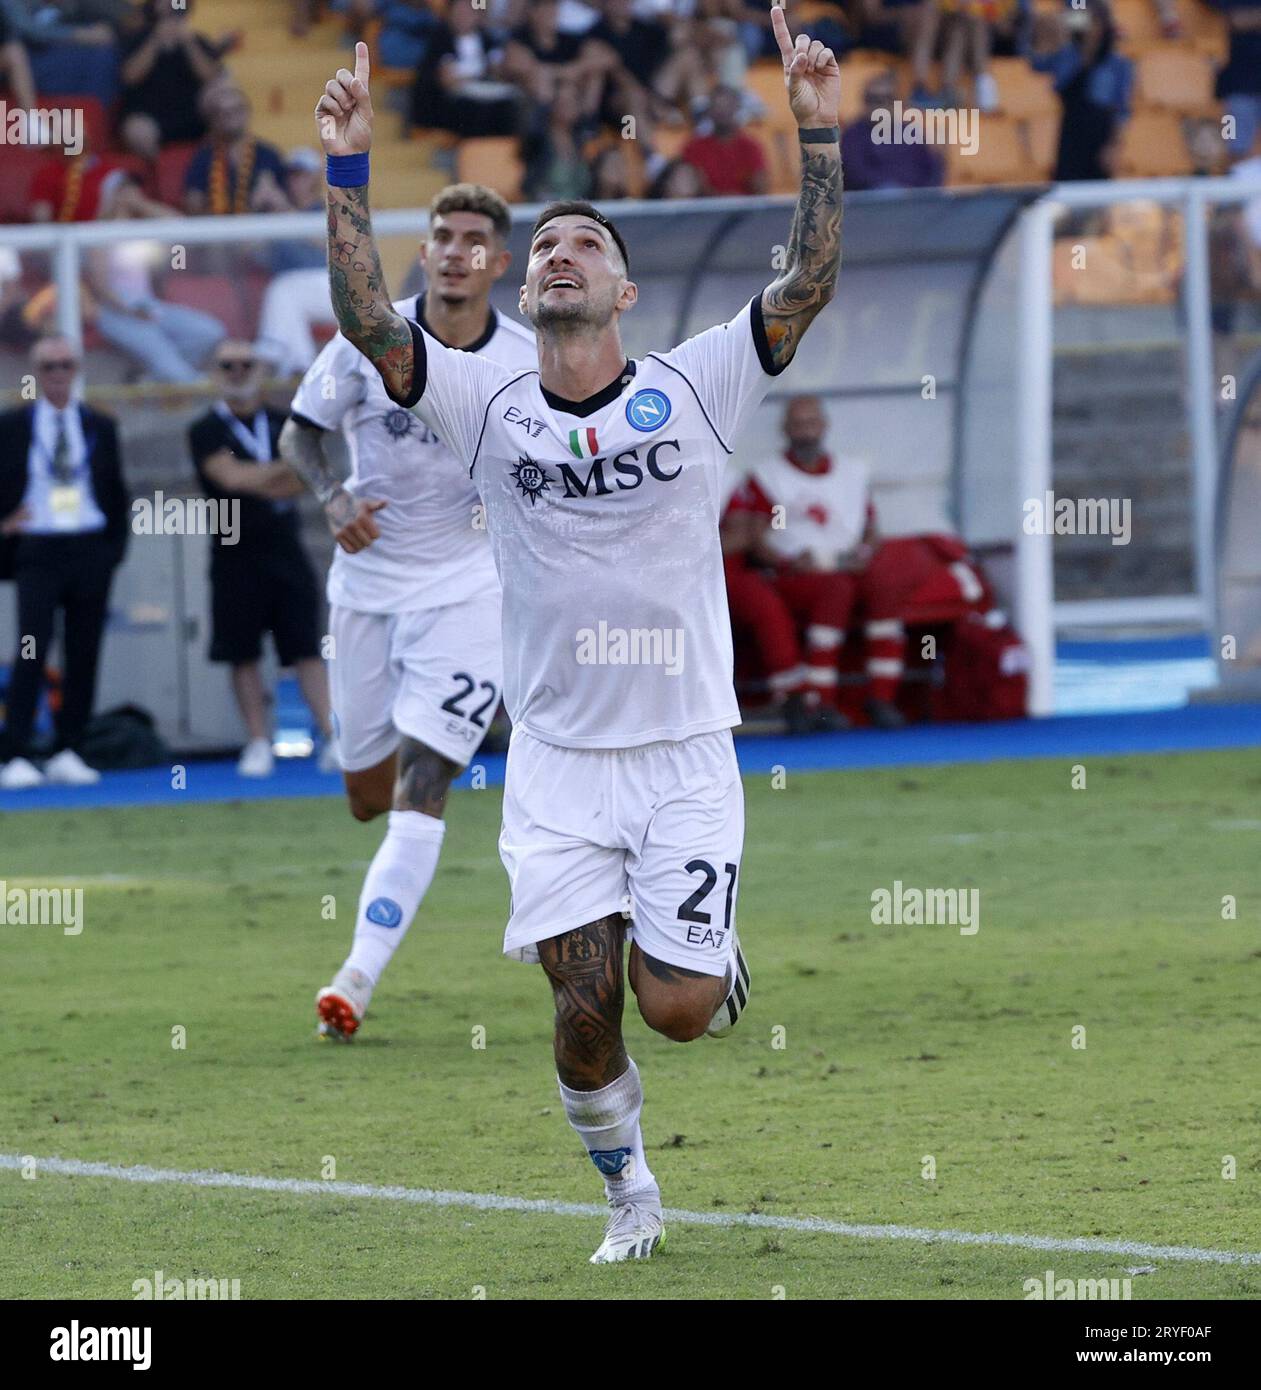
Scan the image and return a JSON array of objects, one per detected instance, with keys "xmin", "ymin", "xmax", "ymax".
[{"xmin": 0, "ymin": 335, "xmax": 129, "ymax": 789}]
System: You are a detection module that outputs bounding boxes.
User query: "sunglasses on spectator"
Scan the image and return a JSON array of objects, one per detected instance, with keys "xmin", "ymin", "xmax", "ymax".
[
  {"xmin": 37, "ymin": 359, "xmax": 78, "ymax": 371},
  {"xmin": 217, "ymin": 358, "xmax": 256, "ymax": 373}
]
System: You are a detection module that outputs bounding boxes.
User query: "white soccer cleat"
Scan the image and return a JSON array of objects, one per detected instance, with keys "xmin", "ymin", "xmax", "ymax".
[
  {"xmin": 706, "ymin": 933, "xmax": 750, "ymax": 1038},
  {"xmin": 589, "ymin": 1187, "xmax": 665, "ymax": 1264},
  {"xmin": 237, "ymin": 737, "xmax": 274, "ymax": 778},
  {"xmin": 0, "ymin": 757, "xmax": 46, "ymax": 790},
  {"xmin": 43, "ymin": 749, "xmax": 100, "ymax": 787},
  {"xmin": 315, "ymin": 966, "xmax": 374, "ymax": 1041}
]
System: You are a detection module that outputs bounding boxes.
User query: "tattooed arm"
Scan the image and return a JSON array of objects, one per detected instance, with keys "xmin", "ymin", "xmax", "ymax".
[
  {"xmin": 760, "ymin": 4, "xmax": 842, "ymax": 371},
  {"xmin": 279, "ymin": 415, "xmax": 387, "ymax": 554},
  {"xmin": 316, "ymin": 42, "xmax": 416, "ymax": 403}
]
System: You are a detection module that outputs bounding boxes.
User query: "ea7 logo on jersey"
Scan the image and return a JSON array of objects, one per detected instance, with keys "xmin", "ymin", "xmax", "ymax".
[
  {"xmin": 503, "ymin": 405, "xmax": 547, "ymax": 438},
  {"xmin": 626, "ymin": 388, "xmax": 671, "ymax": 432},
  {"xmin": 511, "ymin": 454, "xmax": 553, "ymax": 505}
]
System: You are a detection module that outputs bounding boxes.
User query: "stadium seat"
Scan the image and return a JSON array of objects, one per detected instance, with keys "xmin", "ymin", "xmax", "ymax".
[
  {"xmin": 38, "ymin": 95, "xmax": 110, "ymax": 154},
  {"xmin": 944, "ymin": 115, "xmax": 1027, "ymax": 186},
  {"xmin": 652, "ymin": 124, "xmax": 693, "ymax": 163},
  {"xmin": 456, "ymin": 137, "xmax": 524, "ymax": 204},
  {"xmin": 1022, "ymin": 114, "xmax": 1060, "ymax": 180},
  {"xmin": 836, "ymin": 55, "xmax": 902, "ymax": 126},
  {"xmin": 1115, "ymin": 110, "xmax": 1194, "ymax": 177},
  {"xmin": 163, "ymin": 273, "xmax": 253, "ymax": 340},
  {"xmin": 989, "ymin": 58, "xmax": 1058, "ymax": 119},
  {"xmin": 746, "ymin": 60, "xmax": 798, "ymax": 130},
  {"xmin": 1136, "ymin": 45, "xmax": 1217, "ymax": 115},
  {"xmin": 0, "ymin": 147, "xmax": 47, "ymax": 222},
  {"xmin": 155, "ymin": 142, "xmax": 199, "ymax": 208}
]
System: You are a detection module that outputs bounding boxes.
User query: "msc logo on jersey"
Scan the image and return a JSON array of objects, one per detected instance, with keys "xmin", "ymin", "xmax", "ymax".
[
  {"xmin": 625, "ymin": 388, "xmax": 671, "ymax": 432},
  {"xmin": 380, "ymin": 407, "xmax": 417, "ymax": 439},
  {"xmin": 510, "ymin": 454, "xmax": 554, "ymax": 505}
]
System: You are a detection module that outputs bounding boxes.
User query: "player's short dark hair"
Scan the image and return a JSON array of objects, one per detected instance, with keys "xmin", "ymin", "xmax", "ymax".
[
  {"xmin": 531, "ymin": 200, "xmax": 630, "ymax": 274},
  {"xmin": 429, "ymin": 183, "xmax": 512, "ymax": 242}
]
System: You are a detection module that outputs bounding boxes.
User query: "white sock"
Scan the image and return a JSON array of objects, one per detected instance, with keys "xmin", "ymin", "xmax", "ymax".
[
  {"xmin": 558, "ymin": 1059, "xmax": 656, "ymax": 1201},
  {"xmin": 344, "ymin": 810, "xmax": 445, "ymax": 986}
]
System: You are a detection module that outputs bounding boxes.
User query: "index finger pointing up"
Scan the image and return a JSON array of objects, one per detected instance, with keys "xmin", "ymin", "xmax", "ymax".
[
  {"xmin": 354, "ymin": 39, "xmax": 370, "ymax": 88},
  {"xmin": 770, "ymin": 3, "xmax": 794, "ymax": 64}
]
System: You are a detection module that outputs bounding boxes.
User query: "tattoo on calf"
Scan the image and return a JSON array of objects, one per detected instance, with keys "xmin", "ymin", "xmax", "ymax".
[
  {"xmin": 540, "ymin": 915, "xmax": 629, "ymax": 1090},
  {"xmin": 396, "ymin": 739, "xmax": 459, "ymax": 817}
]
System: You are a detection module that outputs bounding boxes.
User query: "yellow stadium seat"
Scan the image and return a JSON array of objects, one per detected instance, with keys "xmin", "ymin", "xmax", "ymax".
[
  {"xmin": 1115, "ymin": 110, "xmax": 1194, "ymax": 176},
  {"xmin": 1136, "ymin": 44, "xmax": 1217, "ymax": 114},
  {"xmin": 456, "ymin": 137, "xmax": 524, "ymax": 203},
  {"xmin": 746, "ymin": 61, "xmax": 796, "ymax": 131},
  {"xmin": 990, "ymin": 57, "xmax": 1059, "ymax": 119},
  {"xmin": 1022, "ymin": 113, "xmax": 1061, "ymax": 179},
  {"xmin": 945, "ymin": 114, "xmax": 1027, "ymax": 186}
]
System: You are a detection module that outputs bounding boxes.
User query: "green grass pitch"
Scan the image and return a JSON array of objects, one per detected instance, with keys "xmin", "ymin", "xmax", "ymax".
[{"xmin": 2, "ymin": 748, "xmax": 1259, "ymax": 1299}]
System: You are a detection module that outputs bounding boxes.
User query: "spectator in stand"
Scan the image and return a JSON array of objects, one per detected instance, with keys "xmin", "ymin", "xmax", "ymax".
[
  {"xmin": 257, "ymin": 148, "xmax": 340, "ymax": 375},
  {"xmin": 842, "ymin": 70, "xmax": 944, "ymax": 190},
  {"xmin": 647, "ymin": 155, "xmax": 705, "ymax": 199},
  {"xmin": 410, "ymin": 0, "xmax": 523, "ymax": 137},
  {"xmin": 501, "ymin": 0, "xmax": 605, "ymax": 117},
  {"xmin": 85, "ymin": 228, "xmax": 226, "ymax": 384},
  {"xmin": 378, "ymin": 0, "xmax": 439, "ymax": 68},
  {"xmin": 681, "ymin": 84, "xmax": 768, "ymax": 196},
  {"xmin": 0, "ymin": 0, "xmax": 126, "ymax": 105},
  {"xmin": 853, "ymin": 0, "xmax": 923, "ymax": 56},
  {"xmin": 120, "ymin": 0, "xmax": 231, "ymax": 147},
  {"xmin": 522, "ymin": 80, "xmax": 595, "ymax": 200},
  {"xmin": 0, "ymin": 4, "xmax": 36, "ymax": 109},
  {"xmin": 590, "ymin": 140, "xmax": 633, "ymax": 198},
  {"xmin": 183, "ymin": 82, "xmax": 291, "ymax": 215},
  {"xmin": 908, "ymin": 0, "xmax": 1008, "ymax": 110},
  {"xmin": 1026, "ymin": 0, "xmax": 1132, "ymax": 182},
  {"xmin": 0, "ymin": 335, "xmax": 130, "ymax": 790},
  {"xmin": 1210, "ymin": 1, "xmax": 1261, "ymax": 159},
  {"xmin": 29, "ymin": 142, "xmax": 132, "ymax": 222},
  {"xmin": 585, "ymin": 0, "xmax": 706, "ymax": 144}
]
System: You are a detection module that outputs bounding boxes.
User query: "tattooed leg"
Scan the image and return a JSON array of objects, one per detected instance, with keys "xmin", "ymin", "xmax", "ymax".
[
  {"xmin": 395, "ymin": 737, "xmax": 460, "ymax": 818},
  {"xmin": 539, "ymin": 915, "xmax": 629, "ymax": 1090},
  {"xmin": 628, "ymin": 941, "xmax": 726, "ymax": 1044}
]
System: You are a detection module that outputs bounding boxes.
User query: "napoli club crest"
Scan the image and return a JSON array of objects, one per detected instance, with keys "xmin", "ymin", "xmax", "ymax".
[
  {"xmin": 511, "ymin": 454, "xmax": 553, "ymax": 505},
  {"xmin": 625, "ymin": 388, "xmax": 671, "ymax": 432}
]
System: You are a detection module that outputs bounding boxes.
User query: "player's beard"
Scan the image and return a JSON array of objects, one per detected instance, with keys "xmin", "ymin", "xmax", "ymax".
[{"xmin": 531, "ymin": 291, "xmax": 616, "ymax": 332}]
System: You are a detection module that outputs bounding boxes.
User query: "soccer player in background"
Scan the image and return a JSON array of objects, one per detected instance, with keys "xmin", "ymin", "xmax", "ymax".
[
  {"xmin": 314, "ymin": 4, "xmax": 840, "ymax": 1262},
  {"xmin": 280, "ymin": 184, "xmax": 535, "ymax": 1041}
]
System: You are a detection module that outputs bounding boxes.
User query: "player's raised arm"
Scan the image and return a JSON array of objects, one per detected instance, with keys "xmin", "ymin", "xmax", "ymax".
[
  {"xmin": 761, "ymin": 3, "xmax": 842, "ymax": 371},
  {"xmin": 316, "ymin": 41, "xmax": 415, "ymax": 403}
]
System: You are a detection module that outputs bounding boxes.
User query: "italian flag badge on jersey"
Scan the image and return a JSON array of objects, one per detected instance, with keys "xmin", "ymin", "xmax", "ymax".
[{"xmin": 568, "ymin": 427, "xmax": 599, "ymax": 459}]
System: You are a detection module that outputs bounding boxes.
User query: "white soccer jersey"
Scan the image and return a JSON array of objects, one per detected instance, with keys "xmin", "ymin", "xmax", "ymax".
[
  {"xmin": 402, "ymin": 296, "xmax": 785, "ymax": 749},
  {"xmin": 289, "ymin": 294, "xmax": 537, "ymax": 614}
]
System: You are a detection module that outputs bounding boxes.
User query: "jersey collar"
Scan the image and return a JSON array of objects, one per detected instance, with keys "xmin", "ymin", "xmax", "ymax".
[
  {"xmin": 540, "ymin": 360, "xmax": 636, "ymax": 418},
  {"xmin": 414, "ymin": 292, "xmax": 498, "ymax": 354}
]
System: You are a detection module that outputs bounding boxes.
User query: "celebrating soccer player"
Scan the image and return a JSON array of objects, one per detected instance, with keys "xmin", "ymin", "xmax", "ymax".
[
  {"xmin": 315, "ymin": 2, "xmax": 841, "ymax": 1262},
  {"xmin": 280, "ymin": 185, "xmax": 535, "ymax": 1041}
]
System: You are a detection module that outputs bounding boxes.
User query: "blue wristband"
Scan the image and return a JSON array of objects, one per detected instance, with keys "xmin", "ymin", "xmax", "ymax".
[{"xmin": 326, "ymin": 152, "xmax": 369, "ymax": 187}]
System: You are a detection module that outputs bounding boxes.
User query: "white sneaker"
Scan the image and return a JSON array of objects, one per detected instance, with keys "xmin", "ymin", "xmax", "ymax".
[
  {"xmin": 316, "ymin": 965, "xmax": 374, "ymax": 1041},
  {"xmin": 0, "ymin": 757, "xmax": 46, "ymax": 790},
  {"xmin": 317, "ymin": 734, "xmax": 341, "ymax": 775},
  {"xmin": 237, "ymin": 737, "xmax": 274, "ymax": 778},
  {"xmin": 590, "ymin": 1186, "xmax": 665, "ymax": 1264},
  {"xmin": 43, "ymin": 749, "xmax": 101, "ymax": 787},
  {"xmin": 975, "ymin": 72, "xmax": 999, "ymax": 114},
  {"xmin": 706, "ymin": 932, "xmax": 750, "ymax": 1038}
]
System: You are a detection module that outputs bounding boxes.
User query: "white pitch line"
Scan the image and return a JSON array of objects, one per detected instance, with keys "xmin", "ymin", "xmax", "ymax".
[{"xmin": 4, "ymin": 1154, "xmax": 1259, "ymax": 1267}]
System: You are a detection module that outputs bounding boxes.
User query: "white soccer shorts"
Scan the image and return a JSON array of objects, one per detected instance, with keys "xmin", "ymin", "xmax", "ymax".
[
  {"xmin": 328, "ymin": 590, "xmax": 503, "ymax": 771},
  {"xmin": 499, "ymin": 727, "xmax": 744, "ymax": 979}
]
